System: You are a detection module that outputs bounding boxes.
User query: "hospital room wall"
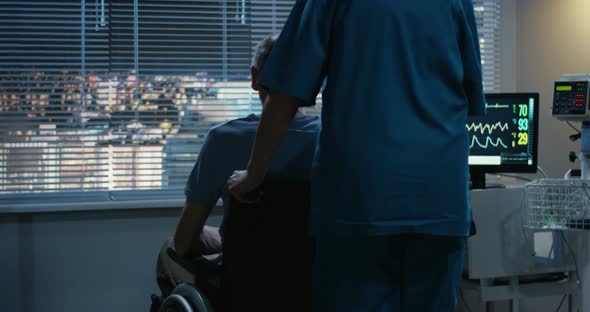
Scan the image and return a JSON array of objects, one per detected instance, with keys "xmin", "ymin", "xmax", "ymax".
[
  {"xmin": 0, "ymin": 209, "xmax": 176, "ymax": 312},
  {"xmin": 515, "ymin": 0, "xmax": 590, "ymax": 178},
  {"xmin": 0, "ymin": 208, "xmax": 223, "ymax": 312}
]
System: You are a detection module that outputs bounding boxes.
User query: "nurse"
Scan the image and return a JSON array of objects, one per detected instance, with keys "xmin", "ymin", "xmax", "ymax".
[{"xmin": 228, "ymin": 0, "xmax": 486, "ymax": 311}]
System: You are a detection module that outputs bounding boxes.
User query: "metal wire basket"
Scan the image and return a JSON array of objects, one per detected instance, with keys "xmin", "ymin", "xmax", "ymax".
[{"xmin": 524, "ymin": 178, "xmax": 590, "ymax": 231}]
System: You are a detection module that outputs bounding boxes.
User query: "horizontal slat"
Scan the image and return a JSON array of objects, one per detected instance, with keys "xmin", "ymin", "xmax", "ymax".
[
  {"xmin": 1, "ymin": 1, "xmax": 80, "ymax": 6},
  {"xmin": 0, "ymin": 33, "xmax": 107, "ymax": 37},
  {"xmin": 0, "ymin": 181, "xmax": 111, "ymax": 186},
  {"xmin": 0, "ymin": 26, "xmax": 83, "ymax": 30}
]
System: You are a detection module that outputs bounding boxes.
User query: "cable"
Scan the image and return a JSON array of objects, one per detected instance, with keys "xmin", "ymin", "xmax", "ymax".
[
  {"xmin": 555, "ymin": 182, "xmax": 587, "ymax": 287},
  {"xmin": 495, "ymin": 173, "xmax": 533, "ymax": 182},
  {"xmin": 554, "ymin": 295, "xmax": 567, "ymax": 312},
  {"xmin": 566, "ymin": 121, "xmax": 583, "ymax": 142},
  {"xmin": 459, "ymin": 289, "xmax": 473, "ymax": 312},
  {"xmin": 581, "ymin": 181, "xmax": 590, "ymax": 200},
  {"xmin": 566, "ymin": 121, "xmax": 581, "ymax": 134},
  {"xmin": 559, "ymin": 231, "xmax": 580, "ymax": 285},
  {"xmin": 570, "ymin": 133, "xmax": 582, "ymax": 142},
  {"xmin": 537, "ymin": 166, "xmax": 548, "ymax": 178},
  {"xmin": 493, "ymin": 168, "xmax": 546, "ymax": 186}
]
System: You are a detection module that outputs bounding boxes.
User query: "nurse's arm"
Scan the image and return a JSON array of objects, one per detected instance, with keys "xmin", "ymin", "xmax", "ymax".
[{"xmin": 247, "ymin": 91, "xmax": 301, "ymax": 177}]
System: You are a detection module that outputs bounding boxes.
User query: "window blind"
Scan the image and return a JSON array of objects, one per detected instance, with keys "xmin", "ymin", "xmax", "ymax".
[
  {"xmin": 0, "ymin": 0, "xmax": 502, "ymax": 202},
  {"xmin": 0, "ymin": 1, "xmax": 112, "ymax": 198}
]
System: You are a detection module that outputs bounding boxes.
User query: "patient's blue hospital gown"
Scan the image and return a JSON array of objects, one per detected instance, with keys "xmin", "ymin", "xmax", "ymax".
[
  {"xmin": 259, "ymin": 0, "xmax": 486, "ymax": 238},
  {"xmin": 185, "ymin": 114, "xmax": 320, "ymax": 222}
]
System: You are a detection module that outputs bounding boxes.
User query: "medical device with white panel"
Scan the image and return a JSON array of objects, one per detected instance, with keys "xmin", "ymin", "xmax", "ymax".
[{"xmin": 523, "ymin": 74, "xmax": 590, "ymax": 312}]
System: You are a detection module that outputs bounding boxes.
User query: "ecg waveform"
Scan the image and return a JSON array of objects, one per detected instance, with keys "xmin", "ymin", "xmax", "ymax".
[
  {"xmin": 466, "ymin": 122, "xmax": 510, "ymax": 135},
  {"xmin": 470, "ymin": 136, "xmax": 508, "ymax": 149}
]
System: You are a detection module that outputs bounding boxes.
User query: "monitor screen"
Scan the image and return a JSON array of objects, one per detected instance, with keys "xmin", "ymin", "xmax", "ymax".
[{"xmin": 467, "ymin": 93, "xmax": 539, "ymax": 173}]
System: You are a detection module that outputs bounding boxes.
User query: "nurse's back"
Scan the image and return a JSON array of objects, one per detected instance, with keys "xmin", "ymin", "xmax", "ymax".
[
  {"xmin": 310, "ymin": 0, "xmax": 485, "ymax": 236},
  {"xmin": 258, "ymin": 0, "xmax": 484, "ymax": 235},
  {"xmin": 251, "ymin": 1, "xmax": 486, "ymax": 310}
]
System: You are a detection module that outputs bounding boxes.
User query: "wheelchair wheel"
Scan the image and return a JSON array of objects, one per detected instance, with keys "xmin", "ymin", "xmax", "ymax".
[
  {"xmin": 158, "ymin": 283, "xmax": 214, "ymax": 312},
  {"xmin": 158, "ymin": 294, "xmax": 193, "ymax": 312}
]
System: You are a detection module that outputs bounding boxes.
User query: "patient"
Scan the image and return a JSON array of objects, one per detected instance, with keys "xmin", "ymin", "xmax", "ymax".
[{"xmin": 156, "ymin": 34, "xmax": 320, "ymax": 292}]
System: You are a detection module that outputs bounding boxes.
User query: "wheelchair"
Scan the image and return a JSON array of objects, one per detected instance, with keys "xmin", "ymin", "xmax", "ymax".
[
  {"xmin": 151, "ymin": 176, "xmax": 313, "ymax": 312},
  {"xmin": 151, "ymin": 249, "xmax": 221, "ymax": 312},
  {"xmin": 156, "ymin": 283, "xmax": 214, "ymax": 312}
]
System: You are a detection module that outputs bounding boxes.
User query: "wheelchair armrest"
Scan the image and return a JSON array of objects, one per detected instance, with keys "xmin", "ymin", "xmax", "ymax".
[{"xmin": 166, "ymin": 248, "xmax": 222, "ymax": 279}]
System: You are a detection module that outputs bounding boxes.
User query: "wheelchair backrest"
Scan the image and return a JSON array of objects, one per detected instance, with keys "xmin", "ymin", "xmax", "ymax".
[{"xmin": 222, "ymin": 175, "xmax": 313, "ymax": 312}]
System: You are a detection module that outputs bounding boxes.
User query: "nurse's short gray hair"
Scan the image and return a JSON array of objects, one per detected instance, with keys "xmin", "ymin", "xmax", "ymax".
[{"xmin": 251, "ymin": 33, "xmax": 280, "ymax": 71}]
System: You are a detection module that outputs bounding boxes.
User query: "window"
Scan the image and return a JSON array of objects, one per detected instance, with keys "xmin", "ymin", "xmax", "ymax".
[
  {"xmin": 0, "ymin": 0, "xmax": 501, "ymax": 202},
  {"xmin": 473, "ymin": 0, "xmax": 502, "ymax": 92}
]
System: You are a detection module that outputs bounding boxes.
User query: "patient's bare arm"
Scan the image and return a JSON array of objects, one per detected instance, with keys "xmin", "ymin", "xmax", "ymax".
[{"xmin": 174, "ymin": 199, "xmax": 221, "ymax": 258}]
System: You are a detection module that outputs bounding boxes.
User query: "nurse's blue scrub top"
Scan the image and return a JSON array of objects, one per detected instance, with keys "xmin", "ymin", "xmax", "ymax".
[{"xmin": 259, "ymin": 0, "xmax": 486, "ymax": 237}]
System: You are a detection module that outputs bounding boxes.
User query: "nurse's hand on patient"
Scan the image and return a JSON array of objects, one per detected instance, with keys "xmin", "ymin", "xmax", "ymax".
[{"xmin": 227, "ymin": 169, "xmax": 264, "ymax": 203}]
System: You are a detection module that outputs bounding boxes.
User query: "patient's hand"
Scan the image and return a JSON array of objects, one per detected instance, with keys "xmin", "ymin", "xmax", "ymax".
[{"xmin": 197, "ymin": 225, "xmax": 222, "ymax": 256}]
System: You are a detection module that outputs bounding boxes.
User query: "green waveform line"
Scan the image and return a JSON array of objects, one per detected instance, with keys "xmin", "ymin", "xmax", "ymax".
[
  {"xmin": 470, "ymin": 136, "xmax": 508, "ymax": 149},
  {"xmin": 466, "ymin": 122, "xmax": 510, "ymax": 134},
  {"xmin": 485, "ymin": 103, "xmax": 510, "ymax": 109}
]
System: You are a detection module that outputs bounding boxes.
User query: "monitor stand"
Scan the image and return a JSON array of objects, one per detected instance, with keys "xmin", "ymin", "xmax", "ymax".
[
  {"xmin": 470, "ymin": 172, "xmax": 486, "ymax": 190},
  {"xmin": 470, "ymin": 172, "xmax": 505, "ymax": 190}
]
